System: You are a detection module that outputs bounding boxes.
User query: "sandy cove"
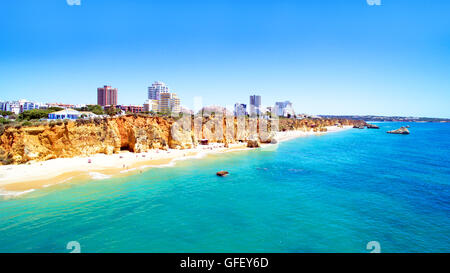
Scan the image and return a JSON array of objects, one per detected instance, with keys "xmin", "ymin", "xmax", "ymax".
[{"xmin": 0, "ymin": 126, "xmax": 352, "ymax": 196}]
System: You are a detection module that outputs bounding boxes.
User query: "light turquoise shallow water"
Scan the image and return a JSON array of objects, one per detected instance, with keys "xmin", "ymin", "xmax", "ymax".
[{"xmin": 0, "ymin": 122, "xmax": 449, "ymax": 253}]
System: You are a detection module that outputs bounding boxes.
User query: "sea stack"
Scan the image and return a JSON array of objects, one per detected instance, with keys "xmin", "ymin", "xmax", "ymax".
[{"xmin": 387, "ymin": 127, "xmax": 410, "ymax": 135}]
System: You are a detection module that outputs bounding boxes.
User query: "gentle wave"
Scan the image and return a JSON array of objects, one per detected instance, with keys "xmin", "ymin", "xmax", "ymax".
[
  {"xmin": 43, "ymin": 177, "xmax": 74, "ymax": 188},
  {"xmin": 120, "ymin": 152, "xmax": 209, "ymax": 173},
  {"xmin": 173, "ymin": 152, "xmax": 207, "ymax": 162},
  {"xmin": 88, "ymin": 172, "xmax": 112, "ymax": 180},
  {"xmin": 0, "ymin": 189, "xmax": 35, "ymax": 197}
]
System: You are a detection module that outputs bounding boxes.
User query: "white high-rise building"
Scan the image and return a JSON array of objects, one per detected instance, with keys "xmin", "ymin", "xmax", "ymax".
[
  {"xmin": 147, "ymin": 81, "xmax": 181, "ymax": 114},
  {"xmin": 144, "ymin": 99, "xmax": 159, "ymax": 112},
  {"xmin": 170, "ymin": 93, "xmax": 181, "ymax": 113},
  {"xmin": 249, "ymin": 95, "xmax": 261, "ymax": 116},
  {"xmin": 275, "ymin": 101, "xmax": 295, "ymax": 117},
  {"xmin": 234, "ymin": 103, "xmax": 247, "ymax": 116},
  {"xmin": 159, "ymin": 92, "xmax": 180, "ymax": 113},
  {"xmin": 148, "ymin": 81, "xmax": 169, "ymax": 100},
  {"xmin": 5, "ymin": 101, "xmax": 21, "ymax": 114}
]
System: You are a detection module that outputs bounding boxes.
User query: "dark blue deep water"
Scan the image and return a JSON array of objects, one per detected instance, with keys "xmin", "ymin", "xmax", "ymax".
[{"xmin": 0, "ymin": 122, "xmax": 449, "ymax": 252}]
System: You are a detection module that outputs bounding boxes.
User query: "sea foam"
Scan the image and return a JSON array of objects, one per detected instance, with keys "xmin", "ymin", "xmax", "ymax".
[
  {"xmin": 88, "ymin": 172, "xmax": 112, "ymax": 180},
  {"xmin": 0, "ymin": 189, "xmax": 35, "ymax": 197}
]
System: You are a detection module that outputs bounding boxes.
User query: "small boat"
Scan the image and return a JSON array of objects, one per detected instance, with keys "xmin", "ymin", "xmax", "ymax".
[{"xmin": 216, "ymin": 171, "xmax": 229, "ymax": 177}]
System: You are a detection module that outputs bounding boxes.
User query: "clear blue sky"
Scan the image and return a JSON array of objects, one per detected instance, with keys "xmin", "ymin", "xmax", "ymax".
[{"xmin": 1, "ymin": 0, "xmax": 449, "ymax": 118}]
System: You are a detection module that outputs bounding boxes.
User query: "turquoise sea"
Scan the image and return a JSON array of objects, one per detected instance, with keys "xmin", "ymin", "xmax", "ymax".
[{"xmin": 0, "ymin": 122, "xmax": 449, "ymax": 253}]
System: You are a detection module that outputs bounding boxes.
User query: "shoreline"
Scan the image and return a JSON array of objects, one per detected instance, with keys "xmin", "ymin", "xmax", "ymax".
[{"xmin": 0, "ymin": 126, "xmax": 352, "ymax": 197}]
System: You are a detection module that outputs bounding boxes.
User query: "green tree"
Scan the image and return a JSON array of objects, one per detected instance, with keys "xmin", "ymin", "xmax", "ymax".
[
  {"xmin": 105, "ymin": 107, "xmax": 121, "ymax": 116},
  {"xmin": 77, "ymin": 105, "xmax": 104, "ymax": 115},
  {"xmin": 0, "ymin": 111, "xmax": 14, "ymax": 116},
  {"xmin": 0, "ymin": 118, "xmax": 12, "ymax": 124}
]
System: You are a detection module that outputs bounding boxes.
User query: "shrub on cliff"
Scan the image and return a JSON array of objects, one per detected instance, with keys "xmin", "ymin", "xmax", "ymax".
[
  {"xmin": 105, "ymin": 107, "xmax": 121, "ymax": 116},
  {"xmin": 0, "ymin": 151, "xmax": 13, "ymax": 165},
  {"xmin": 76, "ymin": 119, "xmax": 90, "ymax": 126},
  {"xmin": 93, "ymin": 117, "xmax": 103, "ymax": 125},
  {"xmin": 21, "ymin": 121, "xmax": 32, "ymax": 127},
  {"xmin": 0, "ymin": 110, "xmax": 14, "ymax": 116},
  {"xmin": 0, "ymin": 118, "xmax": 12, "ymax": 125}
]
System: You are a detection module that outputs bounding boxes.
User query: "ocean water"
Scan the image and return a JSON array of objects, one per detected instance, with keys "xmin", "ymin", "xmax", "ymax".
[{"xmin": 0, "ymin": 122, "xmax": 449, "ymax": 253}]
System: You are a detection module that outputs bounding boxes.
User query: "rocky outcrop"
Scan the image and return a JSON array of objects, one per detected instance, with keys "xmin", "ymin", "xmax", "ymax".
[
  {"xmin": 353, "ymin": 125, "xmax": 365, "ymax": 129},
  {"xmin": 0, "ymin": 116, "xmax": 365, "ymax": 165},
  {"xmin": 247, "ymin": 139, "xmax": 261, "ymax": 148},
  {"xmin": 387, "ymin": 127, "xmax": 410, "ymax": 135},
  {"xmin": 366, "ymin": 124, "xmax": 380, "ymax": 129},
  {"xmin": 279, "ymin": 118, "xmax": 365, "ymax": 132}
]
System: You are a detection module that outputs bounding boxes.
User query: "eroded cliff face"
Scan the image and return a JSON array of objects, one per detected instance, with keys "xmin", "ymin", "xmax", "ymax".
[
  {"xmin": 0, "ymin": 115, "xmax": 365, "ymax": 165},
  {"xmin": 0, "ymin": 116, "xmax": 173, "ymax": 165},
  {"xmin": 278, "ymin": 118, "xmax": 365, "ymax": 132}
]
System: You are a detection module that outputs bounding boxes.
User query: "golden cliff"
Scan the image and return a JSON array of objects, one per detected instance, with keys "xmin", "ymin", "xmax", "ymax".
[{"xmin": 0, "ymin": 115, "xmax": 365, "ymax": 165}]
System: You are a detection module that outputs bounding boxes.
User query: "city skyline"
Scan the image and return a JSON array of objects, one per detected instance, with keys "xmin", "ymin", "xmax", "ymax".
[{"xmin": 1, "ymin": 1, "xmax": 450, "ymax": 118}]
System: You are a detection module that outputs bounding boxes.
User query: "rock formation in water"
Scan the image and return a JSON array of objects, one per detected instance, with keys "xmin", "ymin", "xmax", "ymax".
[
  {"xmin": 0, "ymin": 115, "xmax": 365, "ymax": 165},
  {"xmin": 387, "ymin": 127, "xmax": 410, "ymax": 135},
  {"xmin": 366, "ymin": 123, "xmax": 380, "ymax": 129}
]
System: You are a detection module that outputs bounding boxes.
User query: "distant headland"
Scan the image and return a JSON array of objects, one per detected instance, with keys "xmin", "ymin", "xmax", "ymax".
[{"xmin": 319, "ymin": 115, "xmax": 450, "ymax": 123}]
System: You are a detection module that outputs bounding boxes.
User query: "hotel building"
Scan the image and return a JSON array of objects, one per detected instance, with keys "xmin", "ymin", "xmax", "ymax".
[
  {"xmin": 159, "ymin": 92, "xmax": 180, "ymax": 113},
  {"xmin": 144, "ymin": 99, "xmax": 159, "ymax": 112},
  {"xmin": 148, "ymin": 81, "xmax": 169, "ymax": 101},
  {"xmin": 234, "ymin": 103, "xmax": 247, "ymax": 116},
  {"xmin": 0, "ymin": 99, "xmax": 43, "ymax": 114},
  {"xmin": 249, "ymin": 95, "xmax": 261, "ymax": 116},
  {"xmin": 120, "ymin": 105, "xmax": 144, "ymax": 114},
  {"xmin": 275, "ymin": 101, "xmax": 295, "ymax": 117},
  {"xmin": 170, "ymin": 93, "xmax": 181, "ymax": 113},
  {"xmin": 97, "ymin": 85, "xmax": 118, "ymax": 106}
]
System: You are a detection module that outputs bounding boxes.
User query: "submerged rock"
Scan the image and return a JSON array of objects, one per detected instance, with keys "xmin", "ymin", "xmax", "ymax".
[
  {"xmin": 366, "ymin": 123, "xmax": 380, "ymax": 129},
  {"xmin": 387, "ymin": 127, "xmax": 410, "ymax": 135},
  {"xmin": 216, "ymin": 171, "xmax": 229, "ymax": 177},
  {"xmin": 353, "ymin": 125, "xmax": 365, "ymax": 129}
]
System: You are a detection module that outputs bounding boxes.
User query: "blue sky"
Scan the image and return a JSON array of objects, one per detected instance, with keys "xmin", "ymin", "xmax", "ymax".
[{"xmin": 0, "ymin": 0, "xmax": 449, "ymax": 117}]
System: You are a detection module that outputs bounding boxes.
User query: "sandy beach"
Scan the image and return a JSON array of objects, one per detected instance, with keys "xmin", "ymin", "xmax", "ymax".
[{"xmin": 0, "ymin": 126, "xmax": 352, "ymax": 196}]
